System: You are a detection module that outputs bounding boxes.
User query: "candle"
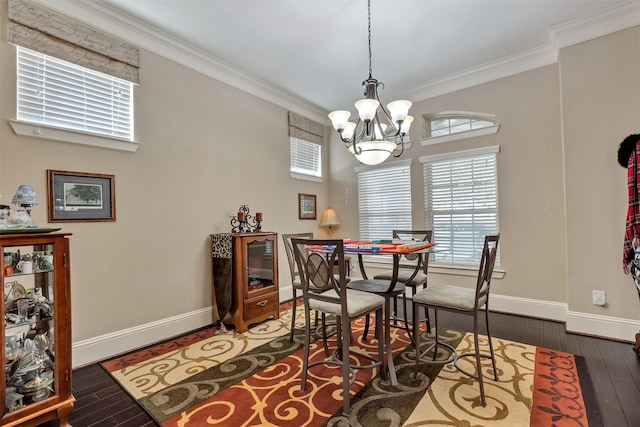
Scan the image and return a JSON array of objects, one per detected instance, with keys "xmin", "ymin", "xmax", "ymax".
[
  {"xmin": 238, "ymin": 212, "xmax": 244, "ymax": 221},
  {"xmin": 256, "ymin": 212, "xmax": 262, "ymax": 221}
]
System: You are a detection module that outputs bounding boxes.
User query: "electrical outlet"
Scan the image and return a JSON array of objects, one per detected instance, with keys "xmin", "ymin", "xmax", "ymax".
[{"xmin": 592, "ymin": 290, "xmax": 606, "ymax": 306}]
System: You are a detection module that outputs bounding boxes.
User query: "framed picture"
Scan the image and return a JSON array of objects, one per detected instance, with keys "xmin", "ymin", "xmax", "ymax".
[
  {"xmin": 47, "ymin": 170, "xmax": 116, "ymax": 222},
  {"xmin": 298, "ymin": 193, "xmax": 317, "ymax": 220}
]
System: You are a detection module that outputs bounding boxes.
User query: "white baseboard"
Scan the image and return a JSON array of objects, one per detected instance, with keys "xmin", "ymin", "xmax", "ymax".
[
  {"xmin": 490, "ymin": 294, "xmax": 567, "ymax": 322},
  {"xmin": 566, "ymin": 311, "xmax": 640, "ymax": 342},
  {"xmin": 72, "ymin": 291, "xmax": 640, "ymax": 367},
  {"xmin": 490, "ymin": 293, "xmax": 640, "ymax": 342},
  {"xmin": 72, "ymin": 307, "xmax": 212, "ymax": 368}
]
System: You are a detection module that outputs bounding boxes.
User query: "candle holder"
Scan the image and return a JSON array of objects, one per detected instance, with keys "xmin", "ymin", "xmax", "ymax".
[{"xmin": 230, "ymin": 205, "xmax": 263, "ymax": 233}]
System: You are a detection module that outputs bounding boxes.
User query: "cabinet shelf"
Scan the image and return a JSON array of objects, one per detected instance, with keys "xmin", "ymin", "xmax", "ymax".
[{"xmin": 1, "ymin": 233, "xmax": 74, "ymax": 426}]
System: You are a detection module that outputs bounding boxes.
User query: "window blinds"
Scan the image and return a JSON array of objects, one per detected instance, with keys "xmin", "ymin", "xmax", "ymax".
[
  {"xmin": 290, "ymin": 137, "xmax": 321, "ymax": 177},
  {"xmin": 8, "ymin": 0, "xmax": 140, "ymax": 83},
  {"xmin": 422, "ymin": 147, "xmax": 499, "ymax": 266},
  {"xmin": 17, "ymin": 47, "xmax": 133, "ymax": 140},
  {"xmin": 357, "ymin": 161, "xmax": 412, "ymax": 240},
  {"xmin": 289, "ymin": 112, "xmax": 324, "ymax": 177}
]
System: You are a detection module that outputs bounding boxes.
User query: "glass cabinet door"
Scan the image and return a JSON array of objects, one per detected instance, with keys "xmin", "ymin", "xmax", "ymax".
[
  {"xmin": 3, "ymin": 242, "xmax": 57, "ymax": 413},
  {"xmin": 245, "ymin": 237, "xmax": 275, "ymax": 293}
]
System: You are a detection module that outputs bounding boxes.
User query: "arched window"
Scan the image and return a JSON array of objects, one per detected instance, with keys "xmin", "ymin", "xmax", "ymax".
[{"xmin": 422, "ymin": 111, "xmax": 499, "ymax": 145}]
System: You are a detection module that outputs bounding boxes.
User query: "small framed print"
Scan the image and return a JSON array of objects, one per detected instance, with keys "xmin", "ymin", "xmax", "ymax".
[
  {"xmin": 298, "ymin": 193, "xmax": 317, "ymax": 220},
  {"xmin": 47, "ymin": 170, "xmax": 116, "ymax": 222}
]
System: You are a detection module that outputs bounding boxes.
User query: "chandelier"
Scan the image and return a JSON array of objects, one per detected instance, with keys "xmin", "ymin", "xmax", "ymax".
[{"xmin": 328, "ymin": 0, "xmax": 413, "ymax": 166}]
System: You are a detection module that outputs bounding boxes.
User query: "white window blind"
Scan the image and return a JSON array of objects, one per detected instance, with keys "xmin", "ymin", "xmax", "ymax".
[
  {"xmin": 290, "ymin": 137, "xmax": 322, "ymax": 177},
  {"xmin": 17, "ymin": 47, "xmax": 133, "ymax": 140},
  {"xmin": 422, "ymin": 147, "xmax": 500, "ymax": 266},
  {"xmin": 357, "ymin": 160, "xmax": 412, "ymax": 240}
]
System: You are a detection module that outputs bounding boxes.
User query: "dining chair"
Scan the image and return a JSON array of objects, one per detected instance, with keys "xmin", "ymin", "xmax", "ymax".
[
  {"xmin": 283, "ymin": 232, "xmax": 351, "ymax": 350},
  {"xmin": 291, "ymin": 238, "xmax": 385, "ymax": 416},
  {"xmin": 372, "ymin": 230, "xmax": 433, "ymax": 336},
  {"xmin": 412, "ymin": 234, "xmax": 500, "ymax": 407},
  {"xmin": 282, "ymin": 232, "xmax": 314, "ymax": 343}
]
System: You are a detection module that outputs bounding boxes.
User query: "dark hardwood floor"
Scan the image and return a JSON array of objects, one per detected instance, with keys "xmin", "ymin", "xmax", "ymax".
[{"xmin": 39, "ymin": 310, "xmax": 640, "ymax": 427}]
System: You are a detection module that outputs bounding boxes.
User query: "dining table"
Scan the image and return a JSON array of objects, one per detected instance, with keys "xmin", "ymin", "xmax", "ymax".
[{"xmin": 313, "ymin": 239, "xmax": 441, "ymax": 386}]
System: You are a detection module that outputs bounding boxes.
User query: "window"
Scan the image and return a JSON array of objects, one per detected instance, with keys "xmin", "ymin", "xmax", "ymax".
[
  {"xmin": 421, "ymin": 146, "xmax": 500, "ymax": 266},
  {"xmin": 288, "ymin": 111, "xmax": 324, "ymax": 181},
  {"xmin": 357, "ymin": 160, "xmax": 412, "ymax": 240},
  {"xmin": 290, "ymin": 137, "xmax": 322, "ymax": 178},
  {"xmin": 421, "ymin": 111, "xmax": 499, "ymax": 146},
  {"xmin": 426, "ymin": 112, "xmax": 495, "ymax": 138},
  {"xmin": 16, "ymin": 47, "xmax": 133, "ymax": 140}
]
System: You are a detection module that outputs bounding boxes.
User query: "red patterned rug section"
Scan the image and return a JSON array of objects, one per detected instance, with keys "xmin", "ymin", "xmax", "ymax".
[
  {"xmin": 530, "ymin": 347, "xmax": 590, "ymax": 426},
  {"xmin": 161, "ymin": 324, "xmax": 410, "ymax": 427}
]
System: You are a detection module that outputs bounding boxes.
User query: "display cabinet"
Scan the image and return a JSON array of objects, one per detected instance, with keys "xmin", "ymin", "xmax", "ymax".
[
  {"xmin": 0, "ymin": 232, "xmax": 74, "ymax": 426},
  {"xmin": 211, "ymin": 232, "xmax": 279, "ymax": 333}
]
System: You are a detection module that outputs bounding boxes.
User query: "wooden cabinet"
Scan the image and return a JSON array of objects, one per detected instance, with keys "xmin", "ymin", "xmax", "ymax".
[
  {"xmin": 211, "ymin": 232, "xmax": 279, "ymax": 333},
  {"xmin": 0, "ymin": 232, "xmax": 74, "ymax": 426}
]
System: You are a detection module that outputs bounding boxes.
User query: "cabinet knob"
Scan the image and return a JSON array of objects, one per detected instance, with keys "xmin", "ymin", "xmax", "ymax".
[{"xmin": 256, "ymin": 300, "xmax": 268, "ymax": 307}]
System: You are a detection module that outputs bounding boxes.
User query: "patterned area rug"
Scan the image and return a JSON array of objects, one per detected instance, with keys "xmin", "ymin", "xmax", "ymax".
[{"xmin": 101, "ymin": 305, "xmax": 602, "ymax": 426}]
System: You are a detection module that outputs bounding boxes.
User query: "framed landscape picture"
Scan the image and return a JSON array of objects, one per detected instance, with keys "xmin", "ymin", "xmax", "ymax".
[
  {"xmin": 47, "ymin": 170, "xmax": 116, "ymax": 222},
  {"xmin": 298, "ymin": 193, "xmax": 316, "ymax": 220}
]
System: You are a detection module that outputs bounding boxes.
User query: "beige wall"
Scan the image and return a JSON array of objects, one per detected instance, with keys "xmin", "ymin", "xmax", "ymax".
[
  {"xmin": 1, "ymin": 1, "xmax": 640, "ymax": 364},
  {"xmin": 0, "ymin": 4, "xmax": 329, "ymax": 346},
  {"xmin": 561, "ymin": 27, "xmax": 640, "ymax": 318},
  {"xmin": 330, "ymin": 27, "xmax": 640, "ymax": 334},
  {"xmin": 331, "ymin": 64, "xmax": 568, "ymax": 302}
]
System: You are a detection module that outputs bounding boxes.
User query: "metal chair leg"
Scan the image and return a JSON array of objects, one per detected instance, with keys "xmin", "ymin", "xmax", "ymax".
[{"xmin": 289, "ymin": 288, "xmax": 298, "ymax": 343}]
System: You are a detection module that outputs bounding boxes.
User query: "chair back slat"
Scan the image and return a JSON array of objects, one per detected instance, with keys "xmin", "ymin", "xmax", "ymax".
[
  {"xmin": 292, "ymin": 238, "xmax": 348, "ymax": 306},
  {"xmin": 282, "ymin": 233, "xmax": 314, "ymax": 284},
  {"xmin": 475, "ymin": 234, "xmax": 500, "ymax": 308}
]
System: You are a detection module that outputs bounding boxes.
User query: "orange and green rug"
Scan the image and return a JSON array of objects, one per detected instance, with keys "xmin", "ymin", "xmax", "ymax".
[{"xmin": 101, "ymin": 306, "xmax": 602, "ymax": 426}]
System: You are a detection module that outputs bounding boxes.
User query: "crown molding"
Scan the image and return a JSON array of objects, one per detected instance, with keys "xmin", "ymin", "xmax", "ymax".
[
  {"xmin": 32, "ymin": 0, "xmax": 640, "ymax": 116},
  {"xmin": 30, "ymin": 0, "xmax": 329, "ymax": 123},
  {"xmin": 403, "ymin": 1, "xmax": 640, "ymax": 102},
  {"xmin": 551, "ymin": 0, "xmax": 640, "ymax": 49},
  {"xmin": 401, "ymin": 44, "xmax": 559, "ymax": 102}
]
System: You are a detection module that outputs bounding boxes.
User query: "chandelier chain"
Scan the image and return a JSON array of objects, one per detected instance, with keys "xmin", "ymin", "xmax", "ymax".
[{"xmin": 368, "ymin": 0, "xmax": 372, "ymax": 79}]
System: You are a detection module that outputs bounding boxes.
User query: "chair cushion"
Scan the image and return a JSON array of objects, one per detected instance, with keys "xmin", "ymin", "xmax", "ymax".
[
  {"xmin": 373, "ymin": 270, "xmax": 427, "ymax": 287},
  {"xmin": 309, "ymin": 289, "xmax": 384, "ymax": 318},
  {"xmin": 347, "ymin": 279, "xmax": 405, "ymax": 295},
  {"xmin": 412, "ymin": 284, "xmax": 486, "ymax": 311}
]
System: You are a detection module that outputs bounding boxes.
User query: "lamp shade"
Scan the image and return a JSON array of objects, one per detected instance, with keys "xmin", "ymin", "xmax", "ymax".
[
  {"xmin": 348, "ymin": 140, "xmax": 397, "ymax": 165},
  {"xmin": 319, "ymin": 208, "xmax": 340, "ymax": 227},
  {"xmin": 12, "ymin": 185, "xmax": 39, "ymax": 207}
]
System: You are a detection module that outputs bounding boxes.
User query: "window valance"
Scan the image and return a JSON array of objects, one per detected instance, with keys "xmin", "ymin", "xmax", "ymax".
[
  {"xmin": 288, "ymin": 112, "xmax": 324, "ymax": 145},
  {"xmin": 8, "ymin": 0, "xmax": 140, "ymax": 83}
]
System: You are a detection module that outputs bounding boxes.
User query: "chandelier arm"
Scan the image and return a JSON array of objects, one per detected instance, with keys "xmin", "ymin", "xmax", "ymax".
[
  {"xmin": 372, "ymin": 112, "xmax": 401, "ymax": 142},
  {"xmin": 375, "ymin": 93, "xmax": 403, "ymax": 136},
  {"xmin": 393, "ymin": 139, "xmax": 405, "ymax": 158}
]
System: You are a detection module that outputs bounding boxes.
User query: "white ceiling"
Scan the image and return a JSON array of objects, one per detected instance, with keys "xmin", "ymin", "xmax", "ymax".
[{"xmin": 46, "ymin": 0, "xmax": 638, "ymax": 119}]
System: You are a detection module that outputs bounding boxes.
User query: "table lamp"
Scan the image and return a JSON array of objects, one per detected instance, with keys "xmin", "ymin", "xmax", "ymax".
[
  {"xmin": 11, "ymin": 185, "xmax": 39, "ymax": 228},
  {"xmin": 319, "ymin": 207, "xmax": 340, "ymax": 238}
]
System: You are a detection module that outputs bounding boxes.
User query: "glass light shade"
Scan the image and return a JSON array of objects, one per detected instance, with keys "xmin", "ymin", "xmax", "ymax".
[
  {"xmin": 328, "ymin": 110, "xmax": 351, "ymax": 132},
  {"xmin": 355, "ymin": 99, "xmax": 380, "ymax": 121},
  {"xmin": 319, "ymin": 208, "xmax": 340, "ymax": 227},
  {"xmin": 11, "ymin": 185, "xmax": 39, "ymax": 207},
  {"xmin": 342, "ymin": 122, "xmax": 356, "ymax": 140},
  {"xmin": 400, "ymin": 115, "xmax": 414, "ymax": 134},
  {"xmin": 387, "ymin": 100, "xmax": 412, "ymax": 122},
  {"xmin": 348, "ymin": 140, "xmax": 397, "ymax": 165}
]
